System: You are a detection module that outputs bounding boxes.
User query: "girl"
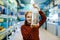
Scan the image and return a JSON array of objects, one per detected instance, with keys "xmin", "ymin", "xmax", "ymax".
[{"xmin": 21, "ymin": 4, "xmax": 46, "ymax": 40}]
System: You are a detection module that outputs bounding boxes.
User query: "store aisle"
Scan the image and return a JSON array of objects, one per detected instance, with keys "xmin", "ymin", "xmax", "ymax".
[
  {"xmin": 40, "ymin": 29, "xmax": 60, "ymax": 40},
  {"xmin": 13, "ymin": 28, "xmax": 60, "ymax": 40}
]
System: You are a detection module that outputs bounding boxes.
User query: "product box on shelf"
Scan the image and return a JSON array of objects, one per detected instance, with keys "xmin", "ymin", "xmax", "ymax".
[{"xmin": 0, "ymin": 18, "xmax": 4, "ymax": 22}]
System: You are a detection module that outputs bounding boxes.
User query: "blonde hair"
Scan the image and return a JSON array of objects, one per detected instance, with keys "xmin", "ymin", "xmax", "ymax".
[{"xmin": 25, "ymin": 11, "xmax": 32, "ymax": 17}]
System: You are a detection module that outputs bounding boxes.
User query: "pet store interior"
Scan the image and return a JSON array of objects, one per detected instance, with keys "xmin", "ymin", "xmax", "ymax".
[{"xmin": 0, "ymin": 0, "xmax": 60, "ymax": 40}]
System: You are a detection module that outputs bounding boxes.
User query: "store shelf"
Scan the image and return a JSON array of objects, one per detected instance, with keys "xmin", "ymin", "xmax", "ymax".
[
  {"xmin": 58, "ymin": 26, "xmax": 60, "ymax": 37},
  {"xmin": 0, "ymin": 28, "xmax": 6, "ymax": 32},
  {"xmin": 0, "ymin": 0, "xmax": 17, "ymax": 40},
  {"xmin": 0, "ymin": 28, "xmax": 6, "ymax": 40},
  {"xmin": 0, "ymin": 26, "xmax": 16, "ymax": 40},
  {"xmin": 47, "ymin": 22, "xmax": 57, "ymax": 36},
  {"xmin": 0, "ymin": 27, "xmax": 11, "ymax": 35},
  {"xmin": 0, "ymin": 14, "xmax": 17, "ymax": 19}
]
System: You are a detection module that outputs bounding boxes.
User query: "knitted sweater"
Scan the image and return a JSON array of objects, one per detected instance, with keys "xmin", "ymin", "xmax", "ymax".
[{"xmin": 21, "ymin": 10, "xmax": 46, "ymax": 40}]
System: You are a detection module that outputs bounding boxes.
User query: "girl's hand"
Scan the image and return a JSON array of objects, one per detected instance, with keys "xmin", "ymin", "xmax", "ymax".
[
  {"xmin": 31, "ymin": 23, "xmax": 39, "ymax": 28},
  {"xmin": 33, "ymin": 4, "xmax": 40, "ymax": 11}
]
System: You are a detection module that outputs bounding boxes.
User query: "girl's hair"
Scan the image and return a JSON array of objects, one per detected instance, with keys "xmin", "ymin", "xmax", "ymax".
[{"xmin": 25, "ymin": 11, "xmax": 32, "ymax": 17}]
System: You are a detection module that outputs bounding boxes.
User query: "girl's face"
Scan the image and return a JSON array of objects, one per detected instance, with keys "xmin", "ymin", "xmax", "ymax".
[{"xmin": 26, "ymin": 12, "xmax": 32, "ymax": 24}]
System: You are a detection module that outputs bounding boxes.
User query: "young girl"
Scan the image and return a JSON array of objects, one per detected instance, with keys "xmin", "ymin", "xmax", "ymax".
[{"xmin": 21, "ymin": 4, "xmax": 46, "ymax": 40}]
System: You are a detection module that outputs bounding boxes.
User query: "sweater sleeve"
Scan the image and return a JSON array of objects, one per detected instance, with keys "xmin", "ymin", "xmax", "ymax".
[{"xmin": 39, "ymin": 10, "xmax": 46, "ymax": 28}]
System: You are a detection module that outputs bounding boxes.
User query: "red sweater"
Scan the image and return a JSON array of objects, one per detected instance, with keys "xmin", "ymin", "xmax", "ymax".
[{"xmin": 21, "ymin": 10, "xmax": 46, "ymax": 40}]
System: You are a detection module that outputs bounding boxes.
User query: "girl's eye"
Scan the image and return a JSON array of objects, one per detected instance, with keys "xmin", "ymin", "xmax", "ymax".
[{"xmin": 27, "ymin": 16, "xmax": 32, "ymax": 18}]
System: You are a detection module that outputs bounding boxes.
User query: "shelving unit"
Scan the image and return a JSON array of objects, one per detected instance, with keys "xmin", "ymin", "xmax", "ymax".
[
  {"xmin": 0, "ymin": 0, "xmax": 18, "ymax": 40},
  {"xmin": 47, "ymin": 5, "xmax": 60, "ymax": 37}
]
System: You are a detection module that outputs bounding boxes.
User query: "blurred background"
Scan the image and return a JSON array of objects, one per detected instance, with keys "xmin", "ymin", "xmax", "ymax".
[{"xmin": 0, "ymin": 0, "xmax": 60, "ymax": 40}]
